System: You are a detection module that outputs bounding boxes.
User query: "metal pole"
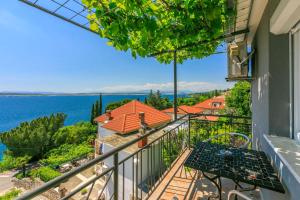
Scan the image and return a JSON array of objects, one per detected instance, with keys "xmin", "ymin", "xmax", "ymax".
[
  {"xmin": 113, "ymin": 153, "xmax": 119, "ymax": 200},
  {"xmin": 188, "ymin": 114, "xmax": 191, "ymax": 149},
  {"xmin": 174, "ymin": 50, "xmax": 178, "ymax": 120}
]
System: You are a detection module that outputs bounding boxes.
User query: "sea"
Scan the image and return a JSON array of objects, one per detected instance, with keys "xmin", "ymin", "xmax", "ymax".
[{"xmin": 0, "ymin": 94, "xmax": 179, "ymax": 160}]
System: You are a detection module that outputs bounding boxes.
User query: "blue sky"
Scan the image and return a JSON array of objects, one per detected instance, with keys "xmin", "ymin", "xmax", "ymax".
[{"xmin": 0, "ymin": 0, "xmax": 233, "ymax": 93}]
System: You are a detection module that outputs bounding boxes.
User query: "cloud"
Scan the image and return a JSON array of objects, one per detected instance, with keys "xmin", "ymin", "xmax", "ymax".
[{"xmin": 98, "ymin": 81, "xmax": 234, "ymax": 93}]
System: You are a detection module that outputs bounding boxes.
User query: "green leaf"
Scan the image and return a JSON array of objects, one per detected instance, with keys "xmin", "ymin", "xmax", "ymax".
[
  {"xmin": 81, "ymin": 0, "xmax": 232, "ymax": 63},
  {"xmin": 109, "ymin": 2, "xmax": 117, "ymax": 9},
  {"xmin": 107, "ymin": 41, "xmax": 114, "ymax": 46}
]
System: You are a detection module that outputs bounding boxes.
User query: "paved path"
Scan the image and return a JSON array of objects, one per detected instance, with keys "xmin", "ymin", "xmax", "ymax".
[{"xmin": 0, "ymin": 171, "xmax": 17, "ymax": 194}]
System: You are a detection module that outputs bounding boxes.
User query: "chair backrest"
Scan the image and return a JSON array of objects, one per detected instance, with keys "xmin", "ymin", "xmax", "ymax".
[{"xmin": 204, "ymin": 132, "xmax": 250, "ymax": 148}]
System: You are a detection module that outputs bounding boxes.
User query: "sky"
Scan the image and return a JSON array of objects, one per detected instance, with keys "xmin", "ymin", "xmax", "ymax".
[{"xmin": 0, "ymin": 0, "xmax": 233, "ymax": 93}]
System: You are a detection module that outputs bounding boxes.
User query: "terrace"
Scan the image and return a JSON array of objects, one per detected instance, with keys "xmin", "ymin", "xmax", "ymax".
[{"xmin": 15, "ymin": 0, "xmax": 300, "ymax": 199}]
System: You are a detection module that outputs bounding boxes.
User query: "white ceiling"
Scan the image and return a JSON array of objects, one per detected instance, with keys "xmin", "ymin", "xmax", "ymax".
[{"xmin": 234, "ymin": 0, "xmax": 252, "ymax": 43}]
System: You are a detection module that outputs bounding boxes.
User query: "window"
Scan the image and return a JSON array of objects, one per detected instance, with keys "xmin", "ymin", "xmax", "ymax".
[
  {"xmin": 212, "ymin": 102, "xmax": 221, "ymax": 108},
  {"xmin": 293, "ymin": 24, "xmax": 300, "ymax": 143}
]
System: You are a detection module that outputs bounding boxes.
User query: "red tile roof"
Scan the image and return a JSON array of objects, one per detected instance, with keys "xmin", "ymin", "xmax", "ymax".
[
  {"xmin": 94, "ymin": 100, "xmax": 171, "ymax": 134},
  {"xmin": 193, "ymin": 95, "xmax": 225, "ymax": 110},
  {"xmin": 196, "ymin": 115, "xmax": 219, "ymax": 121},
  {"xmin": 162, "ymin": 105, "xmax": 203, "ymax": 114}
]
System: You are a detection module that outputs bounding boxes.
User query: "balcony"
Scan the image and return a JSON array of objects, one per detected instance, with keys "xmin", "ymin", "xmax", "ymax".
[{"xmin": 14, "ymin": 114, "xmax": 263, "ymax": 200}]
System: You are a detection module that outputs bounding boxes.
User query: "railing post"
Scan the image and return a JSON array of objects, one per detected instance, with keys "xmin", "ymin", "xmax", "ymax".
[
  {"xmin": 229, "ymin": 114, "xmax": 234, "ymax": 145},
  {"xmin": 188, "ymin": 114, "xmax": 191, "ymax": 149},
  {"xmin": 230, "ymin": 114, "xmax": 233, "ymax": 132},
  {"xmin": 113, "ymin": 153, "xmax": 119, "ymax": 200}
]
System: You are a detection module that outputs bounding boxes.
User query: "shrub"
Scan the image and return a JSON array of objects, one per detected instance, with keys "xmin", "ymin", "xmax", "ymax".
[
  {"xmin": 0, "ymin": 154, "xmax": 31, "ymax": 172},
  {"xmin": 15, "ymin": 172, "xmax": 27, "ymax": 180},
  {"xmin": 41, "ymin": 143, "xmax": 93, "ymax": 167},
  {"xmin": 53, "ymin": 122, "xmax": 96, "ymax": 146},
  {"xmin": 0, "ymin": 188, "xmax": 21, "ymax": 200},
  {"xmin": 0, "ymin": 113, "xmax": 66, "ymax": 159},
  {"xmin": 30, "ymin": 166, "xmax": 61, "ymax": 182}
]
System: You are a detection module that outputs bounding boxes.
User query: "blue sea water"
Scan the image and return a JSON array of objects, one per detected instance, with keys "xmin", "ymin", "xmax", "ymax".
[{"xmin": 0, "ymin": 94, "xmax": 178, "ymax": 160}]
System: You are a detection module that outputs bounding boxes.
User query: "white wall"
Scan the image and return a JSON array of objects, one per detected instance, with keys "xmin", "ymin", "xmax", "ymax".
[
  {"xmin": 251, "ymin": 0, "xmax": 300, "ymax": 199},
  {"xmin": 103, "ymin": 142, "xmax": 162, "ymax": 200},
  {"xmin": 98, "ymin": 124, "xmax": 115, "ymax": 138},
  {"xmin": 165, "ymin": 112, "xmax": 185, "ymax": 120},
  {"xmin": 251, "ymin": 2, "xmax": 270, "ymax": 150}
]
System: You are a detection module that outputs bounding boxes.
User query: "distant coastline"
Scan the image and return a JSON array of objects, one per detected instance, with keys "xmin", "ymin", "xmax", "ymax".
[
  {"xmin": 0, "ymin": 91, "xmax": 188, "ymax": 96},
  {"xmin": 0, "ymin": 93, "xmax": 148, "ymax": 96}
]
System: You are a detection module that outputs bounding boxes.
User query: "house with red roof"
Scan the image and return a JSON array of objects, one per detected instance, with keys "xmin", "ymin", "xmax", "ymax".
[
  {"xmin": 94, "ymin": 100, "xmax": 171, "ymax": 136},
  {"xmin": 162, "ymin": 105, "xmax": 204, "ymax": 119},
  {"xmin": 193, "ymin": 95, "xmax": 226, "ymax": 114},
  {"xmin": 93, "ymin": 100, "xmax": 171, "ymax": 199},
  {"xmin": 162, "ymin": 96, "xmax": 226, "ymax": 121},
  {"xmin": 196, "ymin": 115, "xmax": 219, "ymax": 122}
]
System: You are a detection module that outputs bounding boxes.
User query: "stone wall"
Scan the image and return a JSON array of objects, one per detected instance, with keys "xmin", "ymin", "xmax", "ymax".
[{"xmin": 12, "ymin": 178, "xmax": 60, "ymax": 200}]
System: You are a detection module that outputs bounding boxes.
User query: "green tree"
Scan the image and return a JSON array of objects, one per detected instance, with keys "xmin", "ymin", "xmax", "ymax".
[
  {"xmin": 52, "ymin": 122, "xmax": 96, "ymax": 146},
  {"xmin": 147, "ymin": 90, "xmax": 161, "ymax": 109},
  {"xmin": 90, "ymin": 103, "xmax": 95, "ymax": 124},
  {"xmin": 95, "ymin": 101, "xmax": 99, "ymax": 117},
  {"xmin": 90, "ymin": 95, "xmax": 103, "ymax": 124},
  {"xmin": 225, "ymin": 81, "xmax": 251, "ymax": 116},
  {"xmin": 0, "ymin": 114, "xmax": 66, "ymax": 160},
  {"xmin": 145, "ymin": 90, "xmax": 172, "ymax": 110},
  {"xmin": 161, "ymin": 97, "xmax": 172, "ymax": 110},
  {"xmin": 146, "ymin": 90, "xmax": 155, "ymax": 107},
  {"xmin": 105, "ymin": 99, "xmax": 131, "ymax": 111},
  {"xmin": 99, "ymin": 94, "xmax": 103, "ymax": 115},
  {"xmin": 177, "ymin": 97, "xmax": 197, "ymax": 106}
]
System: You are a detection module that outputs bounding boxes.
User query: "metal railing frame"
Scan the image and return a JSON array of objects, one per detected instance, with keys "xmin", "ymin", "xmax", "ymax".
[{"xmin": 16, "ymin": 114, "xmax": 251, "ymax": 200}]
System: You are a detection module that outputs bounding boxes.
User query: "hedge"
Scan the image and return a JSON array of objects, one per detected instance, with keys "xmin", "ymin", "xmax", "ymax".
[
  {"xmin": 30, "ymin": 166, "xmax": 61, "ymax": 182},
  {"xmin": 41, "ymin": 143, "xmax": 93, "ymax": 167}
]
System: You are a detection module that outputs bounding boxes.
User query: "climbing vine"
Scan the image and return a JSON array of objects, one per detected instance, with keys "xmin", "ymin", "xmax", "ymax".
[{"xmin": 82, "ymin": 0, "xmax": 234, "ymax": 63}]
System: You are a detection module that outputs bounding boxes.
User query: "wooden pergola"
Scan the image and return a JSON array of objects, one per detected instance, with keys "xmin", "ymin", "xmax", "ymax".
[{"xmin": 19, "ymin": 0, "xmax": 251, "ymax": 120}]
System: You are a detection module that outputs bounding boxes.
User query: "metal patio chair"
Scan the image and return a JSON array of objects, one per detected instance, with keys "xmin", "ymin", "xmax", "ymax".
[
  {"xmin": 204, "ymin": 132, "xmax": 251, "ymax": 149},
  {"xmin": 197, "ymin": 132, "xmax": 251, "ymax": 199},
  {"xmin": 228, "ymin": 190, "xmax": 253, "ymax": 200}
]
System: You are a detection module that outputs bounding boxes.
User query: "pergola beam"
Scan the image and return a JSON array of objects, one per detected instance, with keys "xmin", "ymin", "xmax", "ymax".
[
  {"xmin": 19, "ymin": 0, "xmax": 98, "ymax": 34},
  {"xmin": 148, "ymin": 28, "xmax": 249, "ymax": 57}
]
